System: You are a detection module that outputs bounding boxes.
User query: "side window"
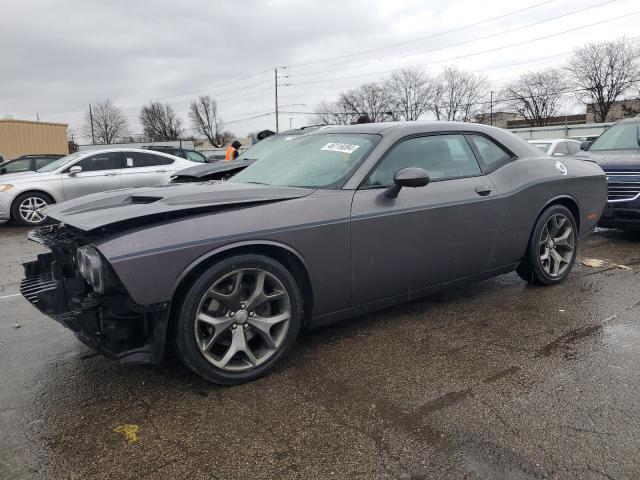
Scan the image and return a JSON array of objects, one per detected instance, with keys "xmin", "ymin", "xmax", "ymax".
[
  {"xmin": 154, "ymin": 154, "xmax": 174, "ymax": 166},
  {"xmin": 467, "ymin": 135, "xmax": 512, "ymax": 168},
  {"xmin": 35, "ymin": 158, "xmax": 53, "ymax": 170},
  {"xmin": 554, "ymin": 142, "xmax": 569, "ymax": 155},
  {"xmin": 74, "ymin": 152, "xmax": 122, "ymax": 172},
  {"xmin": 365, "ymin": 134, "xmax": 481, "ymax": 187},
  {"xmin": 186, "ymin": 150, "xmax": 206, "ymax": 162},
  {"xmin": 566, "ymin": 142, "xmax": 580, "ymax": 154},
  {"xmin": 123, "ymin": 152, "xmax": 158, "ymax": 168},
  {"xmin": 4, "ymin": 159, "xmax": 32, "ymax": 173}
]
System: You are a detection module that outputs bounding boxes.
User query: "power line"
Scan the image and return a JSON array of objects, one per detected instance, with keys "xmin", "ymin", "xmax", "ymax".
[
  {"xmin": 287, "ymin": 9, "xmax": 640, "ymax": 87},
  {"xmin": 283, "ymin": 0, "xmax": 556, "ymax": 69},
  {"xmin": 286, "ymin": 0, "xmax": 617, "ymax": 79}
]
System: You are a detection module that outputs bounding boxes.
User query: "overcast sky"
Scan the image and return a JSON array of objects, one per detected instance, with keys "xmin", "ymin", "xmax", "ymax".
[{"xmin": 1, "ymin": 0, "xmax": 639, "ymax": 141}]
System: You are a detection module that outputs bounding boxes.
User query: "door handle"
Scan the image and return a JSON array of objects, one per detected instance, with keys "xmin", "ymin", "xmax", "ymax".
[
  {"xmin": 475, "ymin": 185, "xmax": 492, "ymax": 196},
  {"xmin": 156, "ymin": 169, "xmax": 168, "ymax": 173},
  {"xmin": 104, "ymin": 172, "xmax": 118, "ymax": 176}
]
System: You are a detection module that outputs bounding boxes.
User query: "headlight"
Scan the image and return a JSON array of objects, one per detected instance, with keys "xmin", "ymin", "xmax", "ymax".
[
  {"xmin": 0, "ymin": 184, "xmax": 13, "ymax": 192},
  {"xmin": 76, "ymin": 245, "xmax": 115, "ymax": 294}
]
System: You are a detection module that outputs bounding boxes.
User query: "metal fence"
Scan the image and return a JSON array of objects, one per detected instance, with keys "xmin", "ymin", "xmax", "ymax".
[{"xmin": 509, "ymin": 122, "xmax": 614, "ymax": 140}]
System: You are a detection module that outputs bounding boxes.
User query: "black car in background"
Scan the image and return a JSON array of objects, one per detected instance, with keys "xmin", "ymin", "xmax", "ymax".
[
  {"xmin": 142, "ymin": 145, "xmax": 208, "ymax": 163},
  {"xmin": 0, "ymin": 154, "xmax": 64, "ymax": 175},
  {"xmin": 581, "ymin": 117, "xmax": 640, "ymax": 229},
  {"xmin": 170, "ymin": 126, "xmax": 323, "ymax": 183}
]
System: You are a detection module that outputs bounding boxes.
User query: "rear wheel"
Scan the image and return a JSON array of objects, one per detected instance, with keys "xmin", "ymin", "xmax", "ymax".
[
  {"xmin": 174, "ymin": 254, "xmax": 302, "ymax": 385},
  {"xmin": 516, "ymin": 205, "xmax": 577, "ymax": 285},
  {"xmin": 11, "ymin": 192, "xmax": 53, "ymax": 227}
]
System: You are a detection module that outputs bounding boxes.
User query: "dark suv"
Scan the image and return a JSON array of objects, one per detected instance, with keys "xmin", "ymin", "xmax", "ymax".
[
  {"xmin": 582, "ymin": 117, "xmax": 640, "ymax": 229},
  {"xmin": 142, "ymin": 145, "xmax": 208, "ymax": 163}
]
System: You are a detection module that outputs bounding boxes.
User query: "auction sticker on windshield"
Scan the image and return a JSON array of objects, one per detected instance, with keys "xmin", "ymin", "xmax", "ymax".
[{"xmin": 321, "ymin": 143, "xmax": 360, "ymax": 154}]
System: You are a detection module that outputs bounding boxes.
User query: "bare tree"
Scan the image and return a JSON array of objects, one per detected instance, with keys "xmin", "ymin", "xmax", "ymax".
[
  {"xmin": 566, "ymin": 37, "xmax": 640, "ymax": 122},
  {"xmin": 502, "ymin": 69, "xmax": 567, "ymax": 127},
  {"xmin": 431, "ymin": 67, "xmax": 489, "ymax": 122},
  {"xmin": 385, "ymin": 67, "xmax": 435, "ymax": 121},
  {"xmin": 139, "ymin": 102, "xmax": 183, "ymax": 141},
  {"xmin": 82, "ymin": 100, "xmax": 128, "ymax": 144},
  {"xmin": 189, "ymin": 95, "xmax": 226, "ymax": 147},
  {"xmin": 339, "ymin": 82, "xmax": 395, "ymax": 122},
  {"xmin": 311, "ymin": 101, "xmax": 356, "ymax": 125}
]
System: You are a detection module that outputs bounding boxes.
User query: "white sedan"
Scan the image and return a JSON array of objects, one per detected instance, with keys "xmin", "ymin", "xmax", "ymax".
[
  {"xmin": 0, "ymin": 148, "xmax": 198, "ymax": 226},
  {"xmin": 528, "ymin": 139, "xmax": 582, "ymax": 156}
]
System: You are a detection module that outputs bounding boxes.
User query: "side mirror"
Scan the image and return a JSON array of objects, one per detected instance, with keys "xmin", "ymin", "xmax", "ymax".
[
  {"xmin": 69, "ymin": 165, "xmax": 82, "ymax": 175},
  {"xmin": 0, "ymin": 167, "xmax": 6, "ymax": 175},
  {"xmin": 580, "ymin": 141, "xmax": 591, "ymax": 151},
  {"xmin": 385, "ymin": 167, "xmax": 429, "ymax": 199}
]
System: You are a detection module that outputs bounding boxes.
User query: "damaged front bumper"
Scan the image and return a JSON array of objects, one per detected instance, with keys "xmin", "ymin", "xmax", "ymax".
[{"xmin": 20, "ymin": 226, "xmax": 171, "ymax": 364}]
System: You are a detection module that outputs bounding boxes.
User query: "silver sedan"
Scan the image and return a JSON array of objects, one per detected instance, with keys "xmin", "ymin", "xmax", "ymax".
[{"xmin": 0, "ymin": 148, "xmax": 197, "ymax": 226}]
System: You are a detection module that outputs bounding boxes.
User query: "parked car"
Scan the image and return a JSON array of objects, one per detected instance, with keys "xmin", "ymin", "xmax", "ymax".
[
  {"xmin": 578, "ymin": 117, "xmax": 640, "ymax": 229},
  {"xmin": 0, "ymin": 148, "xmax": 196, "ymax": 226},
  {"xmin": 528, "ymin": 139, "xmax": 582, "ymax": 156},
  {"xmin": 0, "ymin": 154, "xmax": 64, "ymax": 175},
  {"xmin": 20, "ymin": 121, "xmax": 606, "ymax": 384},
  {"xmin": 170, "ymin": 126, "xmax": 323, "ymax": 183},
  {"xmin": 142, "ymin": 145, "xmax": 208, "ymax": 163},
  {"xmin": 569, "ymin": 135, "xmax": 600, "ymax": 149}
]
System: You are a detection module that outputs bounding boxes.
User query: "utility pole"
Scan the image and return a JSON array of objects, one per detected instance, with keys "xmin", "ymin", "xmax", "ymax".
[
  {"xmin": 36, "ymin": 113, "xmax": 40, "ymax": 122},
  {"xmin": 89, "ymin": 103, "xmax": 95, "ymax": 144},
  {"xmin": 289, "ymin": 117, "xmax": 293, "ymax": 129},
  {"xmin": 489, "ymin": 91, "xmax": 494, "ymax": 127},
  {"xmin": 274, "ymin": 68, "xmax": 279, "ymax": 133}
]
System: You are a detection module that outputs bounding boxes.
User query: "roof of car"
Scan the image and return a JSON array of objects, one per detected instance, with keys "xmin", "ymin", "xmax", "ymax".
[{"xmin": 310, "ymin": 121, "xmax": 513, "ymax": 135}]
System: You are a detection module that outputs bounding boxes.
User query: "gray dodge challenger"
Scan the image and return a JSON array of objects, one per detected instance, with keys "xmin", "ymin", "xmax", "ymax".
[{"xmin": 20, "ymin": 122, "xmax": 607, "ymax": 384}]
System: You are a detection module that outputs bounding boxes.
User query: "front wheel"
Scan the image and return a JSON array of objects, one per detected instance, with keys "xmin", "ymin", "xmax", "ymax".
[
  {"xmin": 174, "ymin": 254, "xmax": 302, "ymax": 385},
  {"xmin": 516, "ymin": 205, "xmax": 578, "ymax": 285},
  {"xmin": 11, "ymin": 192, "xmax": 53, "ymax": 227}
]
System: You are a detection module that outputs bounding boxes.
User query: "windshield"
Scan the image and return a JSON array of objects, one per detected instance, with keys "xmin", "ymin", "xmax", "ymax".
[
  {"xmin": 532, "ymin": 143, "xmax": 551, "ymax": 153},
  {"xmin": 232, "ymin": 133, "xmax": 379, "ymax": 188},
  {"xmin": 590, "ymin": 123, "xmax": 640, "ymax": 151},
  {"xmin": 37, "ymin": 151, "xmax": 84, "ymax": 172},
  {"xmin": 237, "ymin": 134, "xmax": 299, "ymax": 161}
]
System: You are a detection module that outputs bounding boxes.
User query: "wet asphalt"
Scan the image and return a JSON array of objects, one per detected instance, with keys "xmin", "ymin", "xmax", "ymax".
[{"xmin": 0, "ymin": 222, "xmax": 639, "ymax": 480}]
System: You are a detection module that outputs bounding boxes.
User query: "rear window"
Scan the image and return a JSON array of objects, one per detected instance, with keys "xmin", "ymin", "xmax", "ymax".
[
  {"xmin": 468, "ymin": 135, "xmax": 512, "ymax": 167},
  {"xmin": 154, "ymin": 154, "xmax": 175, "ymax": 166}
]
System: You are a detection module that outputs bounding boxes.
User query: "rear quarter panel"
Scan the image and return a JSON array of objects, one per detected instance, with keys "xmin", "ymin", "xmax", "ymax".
[{"xmin": 489, "ymin": 156, "xmax": 606, "ymax": 265}]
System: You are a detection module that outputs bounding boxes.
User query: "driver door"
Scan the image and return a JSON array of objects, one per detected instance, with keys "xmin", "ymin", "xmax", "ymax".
[
  {"xmin": 61, "ymin": 151, "xmax": 123, "ymax": 200},
  {"xmin": 350, "ymin": 134, "xmax": 501, "ymax": 306}
]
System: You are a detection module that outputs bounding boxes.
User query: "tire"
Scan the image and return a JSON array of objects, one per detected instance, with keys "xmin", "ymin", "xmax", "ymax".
[
  {"xmin": 516, "ymin": 205, "xmax": 578, "ymax": 285},
  {"xmin": 173, "ymin": 254, "xmax": 303, "ymax": 385},
  {"xmin": 11, "ymin": 191, "xmax": 53, "ymax": 227}
]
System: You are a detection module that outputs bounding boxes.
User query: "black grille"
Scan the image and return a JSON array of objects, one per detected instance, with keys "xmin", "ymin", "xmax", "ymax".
[
  {"xmin": 605, "ymin": 171, "xmax": 640, "ymax": 202},
  {"xmin": 28, "ymin": 224, "xmax": 86, "ymax": 248},
  {"xmin": 607, "ymin": 182, "xmax": 640, "ymax": 202},
  {"xmin": 19, "ymin": 272, "xmax": 57, "ymax": 305}
]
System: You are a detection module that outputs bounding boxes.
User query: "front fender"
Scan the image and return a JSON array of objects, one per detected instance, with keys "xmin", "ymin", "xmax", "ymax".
[{"xmin": 170, "ymin": 239, "xmax": 309, "ymax": 298}]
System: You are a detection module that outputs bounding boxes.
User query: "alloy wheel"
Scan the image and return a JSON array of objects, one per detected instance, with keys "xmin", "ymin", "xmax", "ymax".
[
  {"xmin": 194, "ymin": 268, "xmax": 291, "ymax": 372},
  {"xmin": 18, "ymin": 197, "xmax": 48, "ymax": 224},
  {"xmin": 538, "ymin": 213, "xmax": 575, "ymax": 277}
]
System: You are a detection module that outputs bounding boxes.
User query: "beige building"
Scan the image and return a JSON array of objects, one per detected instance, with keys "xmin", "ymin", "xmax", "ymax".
[{"xmin": 0, "ymin": 119, "xmax": 68, "ymax": 160}]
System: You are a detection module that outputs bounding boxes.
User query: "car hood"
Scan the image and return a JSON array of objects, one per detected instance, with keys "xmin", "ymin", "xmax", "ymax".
[
  {"xmin": 580, "ymin": 150, "xmax": 640, "ymax": 170},
  {"xmin": 44, "ymin": 181, "xmax": 314, "ymax": 232},
  {"xmin": 171, "ymin": 159, "xmax": 255, "ymax": 179},
  {"xmin": 0, "ymin": 171, "xmax": 54, "ymax": 181}
]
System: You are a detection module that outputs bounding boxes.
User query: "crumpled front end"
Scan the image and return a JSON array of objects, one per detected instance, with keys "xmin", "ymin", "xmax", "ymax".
[{"xmin": 20, "ymin": 224, "xmax": 170, "ymax": 364}]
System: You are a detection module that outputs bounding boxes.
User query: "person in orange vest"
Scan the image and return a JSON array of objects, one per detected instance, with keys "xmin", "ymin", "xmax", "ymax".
[{"xmin": 224, "ymin": 140, "xmax": 242, "ymax": 161}]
